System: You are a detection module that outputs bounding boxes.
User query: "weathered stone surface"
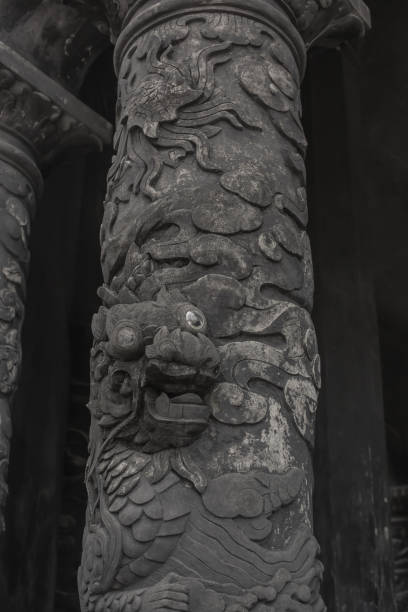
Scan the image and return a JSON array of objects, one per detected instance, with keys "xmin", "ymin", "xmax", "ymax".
[{"xmin": 78, "ymin": 1, "xmax": 369, "ymax": 611}]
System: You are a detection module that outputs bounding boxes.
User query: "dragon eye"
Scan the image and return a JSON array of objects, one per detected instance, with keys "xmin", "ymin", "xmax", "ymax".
[
  {"xmin": 176, "ymin": 304, "xmax": 207, "ymax": 333},
  {"xmin": 109, "ymin": 320, "xmax": 143, "ymax": 359},
  {"xmin": 116, "ymin": 326, "xmax": 137, "ymax": 347},
  {"xmin": 185, "ymin": 309, "xmax": 206, "ymax": 331}
]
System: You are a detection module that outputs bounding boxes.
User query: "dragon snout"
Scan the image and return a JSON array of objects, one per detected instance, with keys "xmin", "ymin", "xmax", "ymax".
[
  {"xmin": 144, "ymin": 326, "xmax": 220, "ymax": 392},
  {"xmin": 146, "ymin": 326, "xmax": 220, "ymax": 370}
]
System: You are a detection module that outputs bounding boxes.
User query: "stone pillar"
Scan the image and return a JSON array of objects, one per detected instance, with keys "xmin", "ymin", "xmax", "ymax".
[
  {"xmin": 0, "ymin": 42, "xmax": 111, "ymax": 532},
  {"xmin": 79, "ymin": 2, "xmax": 369, "ymax": 611}
]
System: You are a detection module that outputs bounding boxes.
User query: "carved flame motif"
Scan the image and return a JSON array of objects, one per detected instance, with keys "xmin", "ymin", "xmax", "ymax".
[
  {"xmin": 80, "ymin": 12, "xmax": 325, "ymax": 612},
  {"xmin": 107, "ymin": 32, "xmax": 259, "ymax": 204}
]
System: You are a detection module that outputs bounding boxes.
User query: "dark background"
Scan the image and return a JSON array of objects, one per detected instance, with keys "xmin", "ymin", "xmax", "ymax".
[{"xmin": 1, "ymin": 1, "xmax": 408, "ymax": 610}]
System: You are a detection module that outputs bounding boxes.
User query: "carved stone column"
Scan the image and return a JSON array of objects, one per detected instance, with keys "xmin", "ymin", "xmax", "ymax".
[
  {"xmin": 0, "ymin": 42, "xmax": 111, "ymax": 531},
  {"xmin": 79, "ymin": 2, "xmax": 369, "ymax": 611}
]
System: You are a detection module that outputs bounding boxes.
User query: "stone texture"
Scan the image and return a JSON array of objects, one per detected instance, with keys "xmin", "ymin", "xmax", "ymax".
[{"xmin": 78, "ymin": 1, "xmax": 369, "ymax": 611}]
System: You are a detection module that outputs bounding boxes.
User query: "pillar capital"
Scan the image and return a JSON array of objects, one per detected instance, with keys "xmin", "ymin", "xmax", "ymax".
[
  {"xmin": 283, "ymin": 0, "xmax": 370, "ymax": 39},
  {"xmin": 103, "ymin": 0, "xmax": 370, "ymax": 65},
  {"xmin": 301, "ymin": 0, "xmax": 371, "ymax": 47}
]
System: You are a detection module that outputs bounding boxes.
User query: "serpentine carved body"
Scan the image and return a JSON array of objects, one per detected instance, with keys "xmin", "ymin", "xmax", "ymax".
[{"xmin": 79, "ymin": 6, "xmax": 325, "ymax": 611}]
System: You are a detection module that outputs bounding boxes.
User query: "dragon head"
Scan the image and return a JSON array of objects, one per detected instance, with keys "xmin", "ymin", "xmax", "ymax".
[{"xmin": 89, "ymin": 287, "xmax": 220, "ymax": 452}]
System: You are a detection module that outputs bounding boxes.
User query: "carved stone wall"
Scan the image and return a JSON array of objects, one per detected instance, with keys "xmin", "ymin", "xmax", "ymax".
[{"xmin": 78, "ymin": 2, "xmax": 369, "ymax": 611}]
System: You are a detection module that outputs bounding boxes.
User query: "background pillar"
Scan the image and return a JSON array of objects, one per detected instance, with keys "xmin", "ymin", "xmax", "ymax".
[{"xmin": 0, "ymin": 41, "xmax": 112, "ymax": 611}]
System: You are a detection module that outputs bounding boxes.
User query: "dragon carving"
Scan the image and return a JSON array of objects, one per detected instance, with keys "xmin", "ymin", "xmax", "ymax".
[{"xmin": 80, "ymin": 8, "xmax": 325, "ymax": 612}]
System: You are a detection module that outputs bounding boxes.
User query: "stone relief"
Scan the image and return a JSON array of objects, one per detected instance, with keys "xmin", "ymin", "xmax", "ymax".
[{"xmin": 79, "ymin": 8, "xmax": 326, "ymax": 612}]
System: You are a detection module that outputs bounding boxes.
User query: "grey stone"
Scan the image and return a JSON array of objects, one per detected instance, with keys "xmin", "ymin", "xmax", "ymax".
[{"xmin": 78, "ymin": 2, "xmax": 370, "ymax": 611}]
